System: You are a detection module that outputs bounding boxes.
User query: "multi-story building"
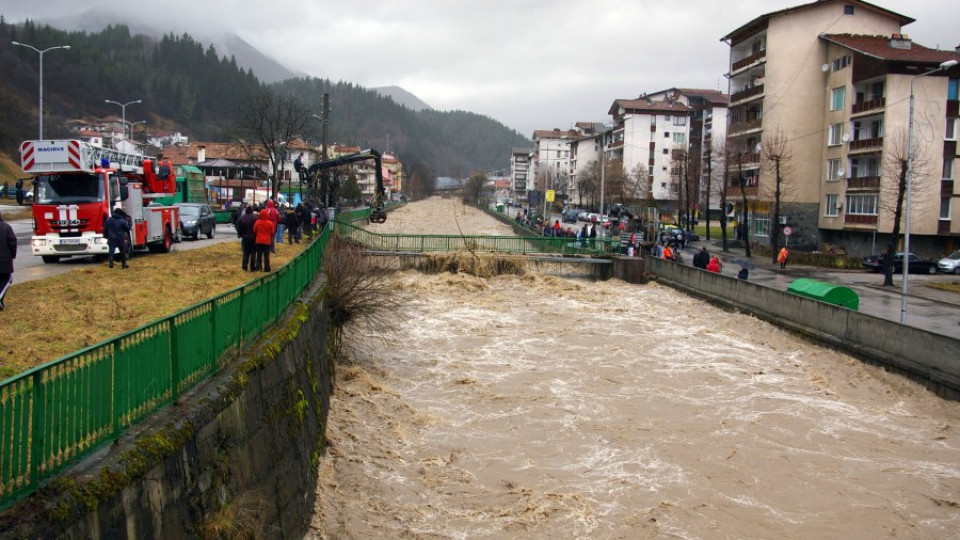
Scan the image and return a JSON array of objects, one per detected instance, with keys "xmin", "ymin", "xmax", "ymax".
[
  {"xmin": 721, "ymin": 0, "xmax": 926, "ymax": 251},
  {"xmin": 531, "ymin": 129, "xmax": 579, "ymax": 206},
  {"xmin": 510, "ymin": 147, "xmax": 534, "ymax": 205},
  {"xmin": 817, "ymin": 33, "xmax": 960, "ymax": 255},
  {"xmin": 607, "ymin": 89, "xmax": 728, "ymax": 218}
]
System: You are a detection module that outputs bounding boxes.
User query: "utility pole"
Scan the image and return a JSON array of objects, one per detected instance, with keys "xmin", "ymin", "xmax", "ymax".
[{"xmin": 321, "ymin": 93, "xmax": 330, "ymax": 207}]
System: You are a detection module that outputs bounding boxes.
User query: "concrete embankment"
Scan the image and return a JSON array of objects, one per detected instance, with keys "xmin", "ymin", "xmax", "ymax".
[{"xmin": 641, "ymin": 256, "xmax": 960, "ymax": 399}]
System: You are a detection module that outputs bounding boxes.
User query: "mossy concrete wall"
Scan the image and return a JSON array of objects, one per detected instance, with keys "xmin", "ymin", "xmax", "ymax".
[{"xmin": 0, "ymin": 281, "xmax": 333, "ymax": 539}]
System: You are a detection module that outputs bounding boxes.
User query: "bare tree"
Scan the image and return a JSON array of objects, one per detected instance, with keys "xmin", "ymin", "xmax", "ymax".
[
  {"xmin": 760, "ymin": 130, "xmax": 795, "ymax": 264},
  {"xmin": 712, "ymin": 140, "xmax": 734, "ymax": 252},
  {"xmin": 235, "ymin": 89, "xmax": 310, "ymax": 199},
  {"xmin": 463, "ymin": 170, "xmax": 487, "ymax": 205},
  {"xmin": 878, "ymin": 128, "xmax": 934, "ymax": 286}
]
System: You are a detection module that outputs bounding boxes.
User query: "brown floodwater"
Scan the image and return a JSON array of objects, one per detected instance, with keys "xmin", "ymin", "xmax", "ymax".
[{"xmin": 307, "ymin": 199, "xmax": 960, "ymax": 539}]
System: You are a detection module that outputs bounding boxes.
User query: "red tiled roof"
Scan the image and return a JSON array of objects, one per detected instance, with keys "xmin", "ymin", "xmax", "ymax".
[
  {"xmin": 821, "ymin": 34, "xmax": 960, "ymax": 64},
  {"xmin": 532, "ymin": 129, "xmax": 581, "ymax": 140}
]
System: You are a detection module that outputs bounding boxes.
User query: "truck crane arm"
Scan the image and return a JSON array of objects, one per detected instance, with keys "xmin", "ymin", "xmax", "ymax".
[{"xmin": 306, "ymin": 148, "xmax": 387, "ymax": 223}]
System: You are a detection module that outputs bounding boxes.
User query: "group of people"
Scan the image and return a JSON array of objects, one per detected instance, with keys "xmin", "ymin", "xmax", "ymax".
[
  {"xmin": 234, "ymin": 199, "xmax": 328, "ymax": 273},
  {"xmin": 692, "ymin": 246, "xmax": 725, "ymax": 275}
]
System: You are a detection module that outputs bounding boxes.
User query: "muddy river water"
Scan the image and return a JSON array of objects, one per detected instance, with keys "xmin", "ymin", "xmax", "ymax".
[{"xmin": 307, "ymin": 199, "xmax": 960, "ymax": 539}]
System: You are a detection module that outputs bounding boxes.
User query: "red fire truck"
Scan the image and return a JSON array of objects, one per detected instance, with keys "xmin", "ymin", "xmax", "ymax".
[{"xmin": 20, "ymin": 139, "xmax": 182, "ymax": 263}]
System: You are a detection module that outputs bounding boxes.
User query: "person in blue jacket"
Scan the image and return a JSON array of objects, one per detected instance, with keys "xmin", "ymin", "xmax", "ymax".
[{"xmin": 104, "ymin": 208, "xmax": 132, "ymax": 269}]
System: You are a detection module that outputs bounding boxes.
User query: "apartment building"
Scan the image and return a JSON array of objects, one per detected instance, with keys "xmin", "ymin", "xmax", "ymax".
[
  {"xmin": 721, "ymin": 0, "xmax": 918, "ymax": 251},
  {"xmin": 510, "ymin": 147, "xmax": 534, "ymax": 205},
  {"xmin": 607, "ymin": 89, "xmax": 728, "ymax": 217},
  {"xmin": 818, "ymin": 34, "xmax": 960, "ymax": 254},
  {"xmin": 531, "ymin": 129, "xmax": 579, "ymax": 205}
]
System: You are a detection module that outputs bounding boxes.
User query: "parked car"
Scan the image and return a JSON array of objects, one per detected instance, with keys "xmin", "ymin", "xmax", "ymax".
[
  {"xmin": 938, "ymin": 250, "xmax": 960, "ymax": 274},
  {"xmin": 175, "ymin": 202, "xmax": 216, "ymax": 239},
  {"xmin": 561, "ymin": 208, "xmax": 581, "ymax": 223},
  {"xmin": 862, "ymin": 252, "xmax": 937, "ymax": 274}
]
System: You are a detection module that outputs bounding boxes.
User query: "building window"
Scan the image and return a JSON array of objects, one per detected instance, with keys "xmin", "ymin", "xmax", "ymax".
[
  {"xmin": 941, "ymin": 196, "xmax": 952, "ymax": 220},
  {"xmin": 947, "ymin": 118, "xmax": 957, "ymax": 141},
  {"xmin": 844, "ymin": 5, "xmax": 855, "ymax": 15},
  {"xmin": 663, "ymin": 149, "xmax": 669, "ymax": 155},
  {"xmin": 828, "ymin": 123, "xmax": 844, "ymax": 146},
  {"xmin": 949, "ymin": 78, "xmax": 958, "ymax": 100},
  {"xmin": 827, "ymin": 159, "xmax": 843, "ymax": 181},
  {"xmin": 851, "ymin": 156, "xmax": 879, "ymax": 178},
  {"xmin": 944, "ymin": 158, "xmax": 955, "ymax": 180},
  {"xmin": 831, "ymin": 86, "xmax": 846, "ymax": 111},
  {"xmin": 649, "ymin": 166, "xmax": 654, "ymax": 175},
  {"xmin": 664, "ymin": 132, "xmax": 670, "ymax": 138},
  {"xmin": 825, "ymin": 194, "xmax": 839, "ymax": 217},
  {"xmin": 846, "ymin": 194, "xmax": 878, "ymax": 215},
  {"xmin": 672, "ymin": 133, "xmax": 686, "ymax": 144},
  {"xmin": 831, "ymin": 55, "xmax": 852, "ymax": 72},
  {"xmin": 650, "ymin": 115, "xmax": 657, "ymax": 126},
  {"xmin": 673, "ymin": 116, "xmax": 686, "ymax": 126}
]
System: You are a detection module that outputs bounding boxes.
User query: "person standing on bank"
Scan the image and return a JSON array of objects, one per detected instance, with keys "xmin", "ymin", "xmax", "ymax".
[
  {"xmin": 253, "ymin": 207, "xmax": 276, "ymax": 272},
  {"xmin": 285, "ymin": 204, "xmax": 301, "ymax": 244},
  {"xmin": 236, "ymin": 204, "xmax": 257, "ymax": 271},
  {"xmin": 0, "ymin": 212, "xmax": 16, "ymax": 310},
  {"xmin": 778, "ymin": 246, "xmax": 789, "ymax": 270},
  {"xmin": 693, "ymin": 246, "xmax": 709, "ymax": 269},
  {"xmin": 104, "ymin": 207, "xmax": 131, "ymax": 269}
]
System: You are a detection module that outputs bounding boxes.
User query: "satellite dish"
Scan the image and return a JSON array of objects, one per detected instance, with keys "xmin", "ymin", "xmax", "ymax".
[
  {"xmin": 837, "ymin": 169, "xmax": 845, "ymax": 178},
  {"xmin": 822, "ymin": 63, "xmax": 830, "ymax": 72},
  {"xmin": 841, "ymin": 133, "xmax": 850, "ymax": 142},
  {"xmin": 755, "ymin": 144, "xmax": 762, "ymax": 153}
]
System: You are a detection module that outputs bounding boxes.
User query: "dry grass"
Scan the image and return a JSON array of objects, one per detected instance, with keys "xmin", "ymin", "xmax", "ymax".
[
  {"xmin": 0, "ymin": 206, "xmax": 32, "ymax": 221},
  {"xmin": 0, "ymin": 240, "xmax": 306, "ymax": 379},
  {"xmin": 926, "ymin": 281, "xmax": 960, "ymax": 294}
]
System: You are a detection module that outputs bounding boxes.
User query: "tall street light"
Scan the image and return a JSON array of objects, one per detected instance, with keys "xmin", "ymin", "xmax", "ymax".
[
  {"xmin": 105, "ymin": 99, "xmax": 142, "ymax": 142},
  {"xmin": 901, "ymin": 58, "xmax": 958, "ymax": 324},
  {"xmin": 11, "ymin": 41, "xmax": 71, "ymax": 139}
]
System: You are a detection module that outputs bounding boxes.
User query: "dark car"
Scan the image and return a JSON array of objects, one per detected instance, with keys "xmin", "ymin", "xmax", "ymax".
[
  {"xmin": 862, "ymin": 252, "xmax": 937, "ymax": 274},
  {"xmin": 561, "ymin": 209, "xmax": 581, "ymax": 223},
  {"xmin": 175, "ymin": 203, "xmax": 216, "ymax": 240}
]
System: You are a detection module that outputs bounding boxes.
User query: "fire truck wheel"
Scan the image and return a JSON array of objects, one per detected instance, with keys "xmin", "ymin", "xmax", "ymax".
[
  {"xmin": 41, "ymin": 255, "xmax": 61, "ymax": 264},
  {"xmin": 161, "ymin": 227, "xmax": 173, "ymax": 253}
]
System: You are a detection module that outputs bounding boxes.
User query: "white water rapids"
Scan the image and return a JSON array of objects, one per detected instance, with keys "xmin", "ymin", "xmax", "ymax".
[{"xmin": 307, "ymin": 198, "xmax": 960, "ymax": 539}]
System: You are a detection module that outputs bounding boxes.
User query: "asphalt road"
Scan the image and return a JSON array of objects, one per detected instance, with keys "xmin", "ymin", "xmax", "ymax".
[{"xmin": 6, "ymin": 217, "xmax": 239, "ymax": 283}]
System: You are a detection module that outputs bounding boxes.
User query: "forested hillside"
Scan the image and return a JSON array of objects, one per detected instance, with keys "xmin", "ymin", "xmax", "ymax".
[{"xmin": 0, "ymin": 18, "xmax": 531, "ymax": 180}]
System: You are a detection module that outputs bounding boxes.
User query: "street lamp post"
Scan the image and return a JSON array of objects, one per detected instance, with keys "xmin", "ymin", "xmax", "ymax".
[
  {"xmin": 902, "ymin": 59, "xmax": 958, "ymax": 324},
  {"xmin": 11, "ymin": 41, "xmax": 71, "ymax": 139},
  {"xmin": 104, "ymin": 99, "xmax": 142, "ymax": 143}
]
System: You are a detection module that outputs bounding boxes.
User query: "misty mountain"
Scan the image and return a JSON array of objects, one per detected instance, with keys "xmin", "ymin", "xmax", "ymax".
[
  {"xmin": 0, "ymin": 20, "xmax": 532, "ymax": 178},
  {"xmin": 373, "ymin": 86, "xmax": 433, "ymax": 112}
]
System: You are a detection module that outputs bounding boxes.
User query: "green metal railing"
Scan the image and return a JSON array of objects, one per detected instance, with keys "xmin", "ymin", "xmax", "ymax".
[
  {"xmin": 336, "ymin": 222, "xmax": 617, "ymax": 255},
  {"xmin": 0, "ymin": 228, "xmax": 330, "ymax": 509}
]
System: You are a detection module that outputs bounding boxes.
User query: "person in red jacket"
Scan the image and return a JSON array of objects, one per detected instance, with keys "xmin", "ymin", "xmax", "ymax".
[
  {"xmin": 261, "ymin": 199, "xmax": 281, "ymax": 253},
  {"xmin": 253, "ymin": 208, "xmax": 276, "ymax": 272}
]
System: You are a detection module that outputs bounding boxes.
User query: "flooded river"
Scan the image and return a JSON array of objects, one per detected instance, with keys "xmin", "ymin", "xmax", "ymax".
[{"xmin": 307, "ymin": 199, "xmax": 960, "ymax": 539}]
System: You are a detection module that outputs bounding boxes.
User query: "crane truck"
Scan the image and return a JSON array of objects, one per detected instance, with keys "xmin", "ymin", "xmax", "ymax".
[
  {"xmin": 19, "ymin": 139, "xmax": 182, "ymax": 263},
  {"xmin": 305, "ymin": 148, "xmax": 388, "ymax": 223}
]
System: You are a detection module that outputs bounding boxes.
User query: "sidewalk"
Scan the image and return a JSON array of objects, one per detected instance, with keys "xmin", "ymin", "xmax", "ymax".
[{"xmin": 683, "ymin": 236, "xmax": 960, "ymax": 309}]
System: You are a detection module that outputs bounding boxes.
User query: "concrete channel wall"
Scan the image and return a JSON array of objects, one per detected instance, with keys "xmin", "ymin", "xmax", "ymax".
[
  {"xmin": 642, "ymin": 256, "xmax": 960, "ymax": 399},
  {"xmin": 1, "ymin": 282, "xmax": 333, "ymax": 539}
]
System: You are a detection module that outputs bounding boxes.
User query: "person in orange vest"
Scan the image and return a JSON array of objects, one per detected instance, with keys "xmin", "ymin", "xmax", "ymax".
[
  {"xmin": 663, "ymin": 244, "xmax": 673, "ymax": 260},
  {"xmin": 778, "ymin": 246, "xmax": 789, "ymax": 270},
  {"xmin": 253, "ymin": 208, "xmax": 276, "ymax": 272}
]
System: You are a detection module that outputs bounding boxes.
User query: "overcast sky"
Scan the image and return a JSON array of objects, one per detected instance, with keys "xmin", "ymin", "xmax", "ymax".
[{"xmin": 2, "ymin": 0, "xmax": 957, "ymax": 137}]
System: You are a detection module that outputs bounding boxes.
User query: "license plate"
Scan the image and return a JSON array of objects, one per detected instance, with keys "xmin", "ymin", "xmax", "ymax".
[{"xmin": 60, "ymin": 239, "xmax": 81, "ymax": 245}]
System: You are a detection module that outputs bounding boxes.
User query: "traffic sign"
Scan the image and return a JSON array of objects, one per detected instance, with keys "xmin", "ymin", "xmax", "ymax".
[{"xmin": 783, "ymin": 226, "xmax": 793, "ymax": 236}]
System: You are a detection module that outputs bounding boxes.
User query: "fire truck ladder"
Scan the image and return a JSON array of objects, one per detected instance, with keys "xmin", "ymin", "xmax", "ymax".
[{"xmin": 80, "ymin": 141, "xmax": 144, "ymax": 173}]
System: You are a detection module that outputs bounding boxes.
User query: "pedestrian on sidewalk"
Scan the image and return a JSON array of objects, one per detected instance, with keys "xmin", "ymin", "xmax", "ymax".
[
  {"xmin": 235, "ymin": 204, "xmax": 257, "ymax": 271},
  {"xmin": 707, "ymin": 256, "xmax": 722, "ymax": 274},
  {"xmin": 0, "ymin": 212, "xmax": 16, "ymax": 310},
  {"xmin": 778, "ymin": 246, "xmax": 789, "ymax": 270},
  {"xmin": 693, "ymin": 246, "xmax": 709, "ymax": 269}
]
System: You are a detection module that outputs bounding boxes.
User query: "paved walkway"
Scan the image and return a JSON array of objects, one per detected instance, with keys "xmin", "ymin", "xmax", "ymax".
[{"xmin": 673, "ymin": 236, "xmax": 960, "ymax": 339}]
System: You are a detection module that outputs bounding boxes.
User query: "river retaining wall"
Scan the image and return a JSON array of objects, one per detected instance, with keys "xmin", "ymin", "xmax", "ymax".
[
  {"xmin": 642, "ymin": 256, "xmax": 960, "ymax": 399},
  {"xmin": 0, "ymin": 281, "xmax": 333, "ymax": 539}
]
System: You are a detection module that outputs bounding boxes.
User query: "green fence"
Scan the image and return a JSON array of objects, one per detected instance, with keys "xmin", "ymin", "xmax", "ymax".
[
  {"xmin": 335, "ymin": 222, "xmax": 617, "ymax": 255},
  {"xmin": 0, "ymin": 228, "xmax": 330, "ymax": 509}
]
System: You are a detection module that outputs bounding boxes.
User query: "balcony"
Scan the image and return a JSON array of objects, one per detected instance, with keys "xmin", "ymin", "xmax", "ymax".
[
  {"xmin": 731, "ymin": 50, "xmax": 766, "ymax": 72},
  {"xmin": 846, "ymin": 176, "xmax": 881, "ymax": 191},
  {"xmin": 844, "ymin": 214, "xmax": 878, "ymax": 226},
  {"xmin": 728, "ymin": 118, "xmax": 763, "ymax": 136},
  {"xmin": 849, "ymin": 137, "xmax": 883, "ymax": 153},
  {"xmin": 731, "ymin": 84, "xmax": 764, "ymax": 104},
  {"xmin": 851, "ymin": 97, "xmax": 885, "ymax": 116}
]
